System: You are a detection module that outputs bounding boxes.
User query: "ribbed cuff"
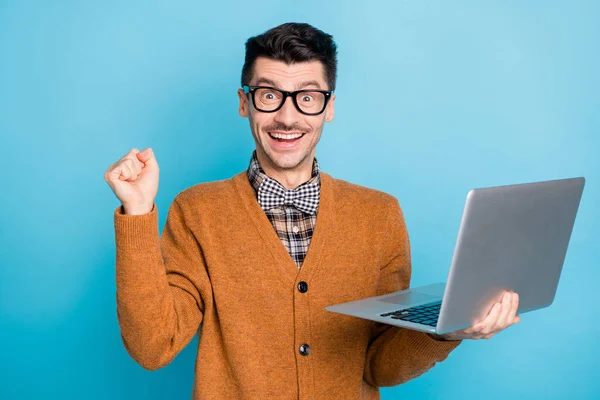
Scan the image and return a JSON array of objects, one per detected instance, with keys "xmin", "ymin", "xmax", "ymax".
[
  {"xmin": 406, "ymin": 329, "xmax": 462, "ymax": 359},
  {"xmin": 113, "ymin": 203, "xmax": 160, "ymax": 250}
]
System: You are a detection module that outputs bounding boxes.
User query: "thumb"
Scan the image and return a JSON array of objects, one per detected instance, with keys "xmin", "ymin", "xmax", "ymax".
[{"xmin": 137, "ymin": 148, "xmax": 158, "ymax": 167}]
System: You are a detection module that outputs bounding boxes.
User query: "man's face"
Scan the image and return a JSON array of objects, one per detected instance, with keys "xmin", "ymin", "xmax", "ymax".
[{"xmin": 237, "ymin": 57, "xmax": 335, "ymax": 173}]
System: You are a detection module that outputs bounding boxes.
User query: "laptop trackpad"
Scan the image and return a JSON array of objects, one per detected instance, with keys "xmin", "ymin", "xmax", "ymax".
[{"xmin": 378, "ymin": 291, "xmax": 440, "ymax": 306}]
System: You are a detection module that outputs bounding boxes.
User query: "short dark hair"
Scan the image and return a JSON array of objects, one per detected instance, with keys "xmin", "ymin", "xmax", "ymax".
[{"xmin": 241, "ymin": 22, "xmax": 338, "ymax": 91}]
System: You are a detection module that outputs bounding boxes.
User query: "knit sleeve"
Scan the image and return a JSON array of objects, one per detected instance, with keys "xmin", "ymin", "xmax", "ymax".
[
  {"xmin": 362, "ymin": 197, "xmax": 462, "ymax": 387},
  {"xmin": 113, "ymin": 197, "xmax": 210, "ymax": 371}
]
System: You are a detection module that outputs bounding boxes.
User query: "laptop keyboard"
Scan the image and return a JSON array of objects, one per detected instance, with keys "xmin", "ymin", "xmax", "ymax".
[{"xmin": 380, "ymin": 301, "xmax": 442, "ymax": 327}]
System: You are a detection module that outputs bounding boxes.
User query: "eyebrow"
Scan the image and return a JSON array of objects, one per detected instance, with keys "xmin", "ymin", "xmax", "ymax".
[{"xmin": 254, "ymin": 77, "xmax": 323, "ymax": 90}]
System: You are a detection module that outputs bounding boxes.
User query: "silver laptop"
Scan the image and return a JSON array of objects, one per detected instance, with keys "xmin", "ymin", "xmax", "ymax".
[{"xmin": 325, "ymin": 177, "xmax": 585, "ymax": 335}]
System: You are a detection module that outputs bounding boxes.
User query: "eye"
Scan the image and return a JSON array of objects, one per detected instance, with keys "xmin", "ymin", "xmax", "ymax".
[
  {"xmin": 300, "ymin": 94, "xmax": 314, "ymax": 102},
  {"xmin": 258, "ymin": 90, "xmax": 281, "ymax": 102}
]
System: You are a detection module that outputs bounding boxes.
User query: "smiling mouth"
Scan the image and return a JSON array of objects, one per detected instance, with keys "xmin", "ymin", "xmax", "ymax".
[{"xmin": 268, "ymin": 131, "xmax": 306, "ymax": 142}]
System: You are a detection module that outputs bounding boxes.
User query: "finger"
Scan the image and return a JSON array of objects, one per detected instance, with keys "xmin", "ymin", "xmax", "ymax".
[
  {"xmin": 506, "ymin": 292, "xmax": 519, "ymax": 325},
  {"xmin": 115, "ymin": 164, "xmax": 130, "ymax": 181},
  {"xmin": 121, "ymin": 163, "xmax": 135, "ymax": 181},
  {"xmin": 495, "ymin": 292, "xmax": 514, "ymax": 330},
  {"xmin": 463, "ymin": 321, "xmax": 486, "ymax": 334},
  {"xmin": 121, "ymin": 148, "xmax": 140, "ymax": 163},
  {"xmin": 107, "ymin": 163, "xmax": 124, "ymax": 181},
  {"xmin": 137, "ymin": 147, "xmax": 158, "ymax": 168},
  {"xmin": 480, "ymin": 300, "xmax": 503, "ymax": 335},
  {"xmin": 127, "ymin": 149, "xmax": 145, "ymax": 170},
  {"xmin": 125, "ymin": 158, "xmax": 142, "ymax": 176}
]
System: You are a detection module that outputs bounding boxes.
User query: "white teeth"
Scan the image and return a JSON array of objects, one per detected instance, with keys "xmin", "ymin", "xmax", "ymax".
[{"xmin": 269, "ymin": 132, "xmax": 303, "ymax": 139}]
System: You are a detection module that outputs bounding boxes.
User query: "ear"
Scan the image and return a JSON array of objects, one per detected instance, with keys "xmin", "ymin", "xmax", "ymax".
[
  {"xmin": 325, "ymin": 93, "xmax": 335, "ymax": 122},
  {"xmin": 238, "ymin": 88, "xmax": 249, "ymax": 118}
]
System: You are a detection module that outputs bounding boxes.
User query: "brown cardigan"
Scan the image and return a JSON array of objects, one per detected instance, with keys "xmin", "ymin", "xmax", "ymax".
[{"xmin": 113, "ymin": 170, "xmax": 462, "ymax": 399}]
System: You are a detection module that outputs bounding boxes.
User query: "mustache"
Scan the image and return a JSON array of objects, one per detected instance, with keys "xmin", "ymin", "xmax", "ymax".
[{"xmin": 263, "ymin": 123, "xmax": 310, "ymax": 134}]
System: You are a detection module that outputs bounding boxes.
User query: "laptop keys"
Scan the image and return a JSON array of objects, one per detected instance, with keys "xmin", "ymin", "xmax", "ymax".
[{"xmin": 380, "ymin": 301, "xmax": 441, "ymax": 326}]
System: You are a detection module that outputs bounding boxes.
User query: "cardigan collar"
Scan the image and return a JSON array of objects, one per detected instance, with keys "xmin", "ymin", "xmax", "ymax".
[{"xmin": 232, "ymin": 165, "xmax": 335, "ymax": 284}]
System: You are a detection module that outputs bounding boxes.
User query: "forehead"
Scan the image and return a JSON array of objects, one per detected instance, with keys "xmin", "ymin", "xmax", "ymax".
[{"xmin": 251, "ymin": 57, "xmax": 327, "ymax": 90}]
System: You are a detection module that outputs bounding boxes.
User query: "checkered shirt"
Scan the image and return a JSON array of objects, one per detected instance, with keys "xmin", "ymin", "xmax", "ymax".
[{"xmin": 247, "ymin": 150, "xmax": 321, "ymax": 269}]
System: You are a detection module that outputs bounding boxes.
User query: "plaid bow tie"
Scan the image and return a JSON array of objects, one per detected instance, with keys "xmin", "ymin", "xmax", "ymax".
[{"xmin": 257, "ymin": 177, "xmax": 320, "ymax": 215}]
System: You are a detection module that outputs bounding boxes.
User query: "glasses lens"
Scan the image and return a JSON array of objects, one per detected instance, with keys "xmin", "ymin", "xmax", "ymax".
[
  {"xmin": 296, "ymin": 91, "xmax": 326, "ymax": 114},
  {"xmin": 254, "ymin": 88, "xmax": 284, "ymax": 111}
]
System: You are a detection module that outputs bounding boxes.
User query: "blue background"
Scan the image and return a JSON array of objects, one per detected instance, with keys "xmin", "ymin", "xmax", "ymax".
[{"xmin": 1, "ymin": 1, "xmax": 598, "ymax": 399}]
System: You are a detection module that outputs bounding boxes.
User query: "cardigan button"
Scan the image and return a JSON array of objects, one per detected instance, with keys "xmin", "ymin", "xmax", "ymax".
[
  {"xmin": 297, "ymin": 281, "xmax": 308, "ymax": 293},
  {"xmin": 299, "ymin": 343, "xmax": 310, "ymax": 356}
]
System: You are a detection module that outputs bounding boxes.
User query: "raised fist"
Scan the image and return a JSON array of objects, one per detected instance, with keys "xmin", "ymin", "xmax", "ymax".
[{"xmin": 104, "ymin": 148, "xmax": 159, "ymax": 215}]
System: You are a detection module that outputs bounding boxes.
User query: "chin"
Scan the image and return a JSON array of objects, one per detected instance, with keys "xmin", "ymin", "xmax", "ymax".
[{"xmin": 266, "ymin": 151, "xmax": 306, "ymax": 170}]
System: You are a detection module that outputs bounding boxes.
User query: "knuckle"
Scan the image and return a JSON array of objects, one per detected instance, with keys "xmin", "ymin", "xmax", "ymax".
[{"xmin": 130, "ymin": 158, "xmax": 142, "ymax": 170}]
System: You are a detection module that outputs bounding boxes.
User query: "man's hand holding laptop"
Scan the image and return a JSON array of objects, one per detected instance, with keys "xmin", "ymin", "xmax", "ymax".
[{"xmin": 430, "ymin": 291, "xmax": 520, "ymax": 341}]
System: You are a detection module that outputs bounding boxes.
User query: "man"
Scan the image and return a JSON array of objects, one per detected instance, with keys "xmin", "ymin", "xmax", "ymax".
[{"xmin": 104, "ymin": 22, "xmax": 520, "ymax": 399}]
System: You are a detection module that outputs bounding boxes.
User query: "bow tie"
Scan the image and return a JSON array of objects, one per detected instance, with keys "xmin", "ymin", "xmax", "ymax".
[{"xmin": 257, "ymin": 177, "xmax": 320, "ymax": 215}]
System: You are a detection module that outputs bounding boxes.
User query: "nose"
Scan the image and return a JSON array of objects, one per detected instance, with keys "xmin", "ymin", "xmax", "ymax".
[{"xmin": 273, "ymin": 95, "xmax": 301, "ymax": 126}]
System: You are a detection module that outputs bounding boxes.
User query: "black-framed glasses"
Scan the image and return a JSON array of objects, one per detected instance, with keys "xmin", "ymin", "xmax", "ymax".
[{"xmin": 242, "ymin": 85, "xmax": 333, "ymax": 116}]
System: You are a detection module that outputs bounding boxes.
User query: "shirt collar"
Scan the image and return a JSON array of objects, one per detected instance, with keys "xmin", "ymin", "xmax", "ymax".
[{"xmin": 247, "ymin": 150, "xmax": 321, "ymax": 196}]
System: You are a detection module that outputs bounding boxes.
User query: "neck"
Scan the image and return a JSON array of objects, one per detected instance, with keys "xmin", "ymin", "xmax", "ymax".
[{"xmin": 256, "ymin": 150, "xmax": 314, "ymax": 190}]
